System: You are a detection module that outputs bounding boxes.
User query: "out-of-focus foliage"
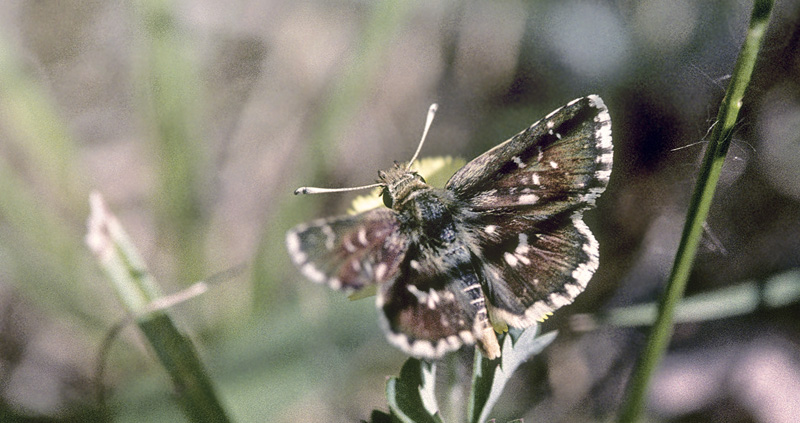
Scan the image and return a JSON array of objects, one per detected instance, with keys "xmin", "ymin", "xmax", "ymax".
[{"xmin": 1, "ymin": 0, "xmax": 800, "ymax": 422}]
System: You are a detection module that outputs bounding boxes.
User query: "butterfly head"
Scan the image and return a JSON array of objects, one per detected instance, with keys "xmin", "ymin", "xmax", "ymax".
[{"xmin": 378, "ymin": 163, "xmax": 427, "ymax": 209}]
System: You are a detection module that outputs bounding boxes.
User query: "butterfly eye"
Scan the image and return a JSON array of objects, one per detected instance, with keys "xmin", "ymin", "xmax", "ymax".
[{"xmin": 382, "ymin": 189, "xmax": 394, "ymax": 208}]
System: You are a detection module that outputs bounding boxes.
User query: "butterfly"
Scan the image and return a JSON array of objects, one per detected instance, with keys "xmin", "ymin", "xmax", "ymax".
[{"xmin": 286, "ymin": 95, "xmax": 612, "ymax": 360}]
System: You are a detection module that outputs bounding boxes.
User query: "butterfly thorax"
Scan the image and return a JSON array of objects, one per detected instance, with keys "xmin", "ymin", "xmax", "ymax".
[{"xmin": 379, "ymin": 164, "xmax": 468, "ymax": 247}]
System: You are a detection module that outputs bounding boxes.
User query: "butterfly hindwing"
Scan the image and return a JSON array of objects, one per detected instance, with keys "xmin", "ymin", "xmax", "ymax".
[
  {"xmin": 285, "ymin": 208, "xmax": 409, "ymax": 292},
  {"xmin": 377, "ymin": 245, "xmax": 495, "ymax": 359},
  {"xmin": 476, "ymin": 212, "xmax": 599, "ymax": 328}
]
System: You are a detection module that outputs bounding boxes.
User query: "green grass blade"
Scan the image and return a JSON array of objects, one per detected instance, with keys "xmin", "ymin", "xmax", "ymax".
[
  {"xmin": 132, "ymin": 0, "xmax": 209, "ymax": 283},
  {"xmin": 573, "ymin": 270, "xmax": 800, "ymax": 330},
  {"xmin": 0, "ymin": 35, "xmax": 86, "ymax": 214},
  {"xmin": 618, "ymin": 1, "xmax": 775, "ymax": 421},
  {"xmin": 86, "ymin": 192, "xmax": 231, "ymax": 422}
]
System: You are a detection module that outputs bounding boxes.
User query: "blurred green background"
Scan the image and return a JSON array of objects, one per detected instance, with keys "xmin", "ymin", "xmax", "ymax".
[{"xmin": 1, "ymin": 0, "xmax": 800, "ymax": 421}]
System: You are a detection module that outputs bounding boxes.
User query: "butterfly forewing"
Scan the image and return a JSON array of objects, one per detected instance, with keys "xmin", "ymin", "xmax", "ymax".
[
  {"xmin": 452, "ymin": 95, "xmax": 612, "ymax": 328},
  {"xmin": 286, "ymin": 208, "xmax": 408, "ymax": 292},
  {"xmin": 446, "ymin": 95, "xmax": 612, "ymax": 217}
]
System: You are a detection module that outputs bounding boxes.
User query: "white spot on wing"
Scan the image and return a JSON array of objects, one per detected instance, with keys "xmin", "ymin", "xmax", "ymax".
[
  {"xmin": 518, "ymin": 194, "xmax": 539, "ymax": 204},
  {"xmin": 587, "ymin": 94, "xmax": 604, "ymax": 108},
  {"xmin": 484, "ymin": 225, "xmax": 497, "ymax": 235},
  {"xmin": 375, "ymin": 263, "xmax": 388, "ymax": 281},
  {"xmin": 545, "ymin": 105, "xmax": 564, "ymax": 119},
  {"xmin": 301, "ymin": 263, "xmax": 326, "ymax": 283},
  {"xmin": 549, "ymin": 161, "xmax": 559, "ymax": 169},
  {"xmin": 427, "ymin": 289, "xmax": 441, "ymax": 309},
  {"xmin": 597, "ymin": 152, "xmax": 614, "ymax": 165},
  {"xmin": 285, "ymin": 231, "xmax": 307, "ymax": 264},
  {"xmin": 549, "ymin": 292, "xmax": 572, "ymax": 308},
  {"xmin": 504, "ymin": 252, "xmax": 519, "ymax": 267},
  {"xmin": 321, "ymin": 225, "xmax": 335, "ymax": 251},
  {"xmin": 567, "ymin": 97, "xmax": 583, "ymax": 106},
  {"xmin": 462, "ymin": 283, "xmax": 481, "ymax": 293},
  {"xmin": 343, "ymin": 238, "xmax": 357, "ymax": 253},
  {"xmin": 459, "ymin": 331, "xmax": 475, "ymax": 344},
  {"xmin": 407, "ymin": 285, "xmax": 424, "ymax": 300},
  {"xmin": 531, "ymin": 173, "xmax": 540, "ymax": 185},
  {"xmin": 512, "ymin": 156, "xmax": 526, "ymax": 168},
  {"xmin": 357, "ymin": 227, "xmax": 368, "ymax": 246},
  {"xmin": 565, "ymin": 283, "xmax": 583, "ymax": 298},
  {"xmin": 571, "ymin": 213, "xmax": 599, "ymax": 288}
]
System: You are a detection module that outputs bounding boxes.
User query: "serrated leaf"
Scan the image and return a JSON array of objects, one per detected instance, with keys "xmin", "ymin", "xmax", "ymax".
[
  {"xmin": 468, "ymin": 326, "xmax": 558, "ymax": 423},
  {"xmin": 386, "ymin": 358, "xmax": 443, "ymax": 423}
]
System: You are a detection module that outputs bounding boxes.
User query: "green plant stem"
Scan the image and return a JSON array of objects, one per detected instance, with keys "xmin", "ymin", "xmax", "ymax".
[
  {"xmin": 618, "ymin": 1, "xmax": 774, "ymax": 421},
  {"xmin": 87, "ymin": 192, "xmax": 231, "ymax": 422},
  {"xmin": 133, "ymin": 0, "xmax": 208, "ymax": 283},
  {"xmin": 0, "ymin": 35, "xmax": 86, "ymax": 215}
]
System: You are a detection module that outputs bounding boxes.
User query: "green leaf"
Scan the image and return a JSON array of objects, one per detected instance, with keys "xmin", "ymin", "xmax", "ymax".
[
  {"xmin": 367, "ymin": 409, "xmax": 393, "ymax": 423},
  {"xmin": 468, "ymin": 327, "xmax": 558, "ymax": 423},
  {"xmin": 386, "ymin": 358, "xmax": 444, "ymax": 423}
]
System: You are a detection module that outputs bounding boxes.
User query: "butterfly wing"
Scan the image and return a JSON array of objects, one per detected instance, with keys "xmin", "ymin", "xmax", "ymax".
[
  {"xmin": 446, "ymin": 95, "xmax": 612, "ymax": 327},
  {"xmin": 377, "ymin": 244, "xmax": 500, "ymax": 359},
  {"xmin": 446, "ymin": 95, "xmax": 611, "ymax": 215},
  {"xmin": 477, "ymin": 213, "xmax": 600, "ymax": 327},
  {"xmin": 285, "ymin": 208, "xmax": 409, "ymax": 292}
]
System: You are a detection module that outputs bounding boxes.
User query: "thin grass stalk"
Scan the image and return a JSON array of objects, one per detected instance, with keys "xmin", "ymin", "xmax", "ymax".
[{"xmin": 618, "ymin": 0, "xmax": 775, "ymax": 420}]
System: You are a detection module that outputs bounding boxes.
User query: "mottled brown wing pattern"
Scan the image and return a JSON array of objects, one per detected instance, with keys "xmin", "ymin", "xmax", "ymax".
[
  {"xmin": 286, "ymin": 208, "xmax": 408, "ymax": 292},
  {"xmin": 449, "ymin": 95, "xmax": 612, "ymax": 329}
]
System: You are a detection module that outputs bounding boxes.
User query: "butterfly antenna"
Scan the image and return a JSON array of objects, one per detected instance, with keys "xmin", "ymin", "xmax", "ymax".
[
  {"xmin": 294, "ymin": 183, "xmax": 383, "ymax": 195},
  {"xmin": 294, "ymin": 103, "xmax": 437, "ymax": 195},
  {"xmin": 406, "ymin": 103, "xmax": 438, "ymax": 170}
]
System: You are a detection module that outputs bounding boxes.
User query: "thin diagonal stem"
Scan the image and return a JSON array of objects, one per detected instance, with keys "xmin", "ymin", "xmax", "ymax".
[{"xmin": 618, "ymin": 1, "xmax": 774, "ymax": 421}]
